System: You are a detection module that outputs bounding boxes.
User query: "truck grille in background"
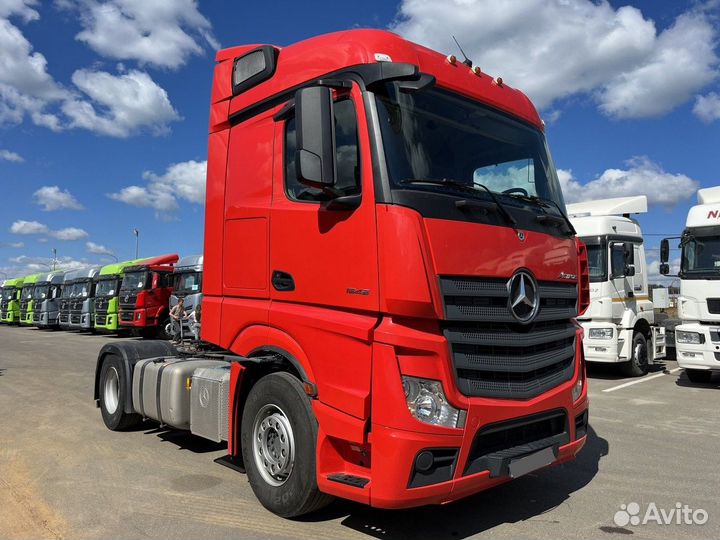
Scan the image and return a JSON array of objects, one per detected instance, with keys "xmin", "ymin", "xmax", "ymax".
[
  {"xmin": 70, "ymin": 300, "xmax": 83, "ymax": 314},
  {"xmin": 120, "ymin": 312, "xmax": 133, "ymax": 322},
  {"xmin": 119, "ymin": 294, "xmax": 136, "ymax": 310},
  {"xmin": 33, "ymin": 313, "xmax": 40, "ymax": 322},
  {"xmin": 0, "ymin": 300, "xmax": 7, "ymax": 310},
  {"xmin": 95, "ymin": 298, "xmax": 108, "ymax": 312},
  {"xmin": 440, "ymin": 276, "xmax": 577, "ymax": 399},
  {"xmin": 96, "ymin": 315, "xmax": 107, "ymax": 326},
  {"xmin": 70, "ymin": 315, "xmax": 81, "ymax": 324},
  {"xmin": 707, "ymin": 299, "xmax": 720, "ymax": 314},
  {"xmin": 59, "ymin": 313, "xmax": 70, "ymax": 324}
]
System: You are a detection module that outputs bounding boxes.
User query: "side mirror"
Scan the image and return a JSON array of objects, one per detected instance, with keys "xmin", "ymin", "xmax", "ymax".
[
  {"xmin": 660, "ymin": 263, "xmax": 670, "ymax": 275},
  {"xmin": 625, "ymin": 265, "xmax": 636, "ymax": 277},
  {"xmin": 295, "ymin": 86, "xmax": 336, "ymax": 189},
  {"xmin": 660, "ymin": 239, "xmax": 669, "ymax": 263}
]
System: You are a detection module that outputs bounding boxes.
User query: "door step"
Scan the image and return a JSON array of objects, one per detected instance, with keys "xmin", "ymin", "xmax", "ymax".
[{"xmin": 327, "ymin": 473, "xmax": 370, "ymax": 488}]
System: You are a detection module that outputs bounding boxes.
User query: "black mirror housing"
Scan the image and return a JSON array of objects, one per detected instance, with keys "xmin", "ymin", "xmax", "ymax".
[
  {"xmin": 295, "ymin": 86, "xmax": 336, "ymax": 189},
  {"xmin": 660, "ymin": 239, "xmax": 669, "ymax": 263},
  {"xmin": 624, "ymin": 265, "xmax": 636, "ymax": 277},
  {"xmin": 659, "ymin": 263, "xmax": 670, "ymax": 275}
]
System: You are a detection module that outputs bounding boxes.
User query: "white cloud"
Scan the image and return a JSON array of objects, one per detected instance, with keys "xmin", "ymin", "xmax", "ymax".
[
  {"xmin": 6, "ymin": 255, "xmax": 88, "ymax": 274},
  {"xmin": 0, "ymin": 3, "xmax": 67, "ymax": 129},
  {"xmin": 65, "ymin": 0, "xmax": 218, "ymax": 69},
  {"xmin": 85, "ymin": 241, "xmax": 114, "ymax": 256},
  {"xmin": 559, "ymin": 156, "xmax": 699, "ymax": 207},
  {"xmin": 9, "ymin": 220, "xmax": 88, "ymax": 240},
  {"xmin": 647, "ymin": 256, "xmax": 681, "ymax": 284},
  {"xmin": 0, "ymin": 241, "xmax": 24, "ymax": 248},
  {"xmin": 693, "ymin": 92, "xmax": 720, "ymax": 123},
  {"xmin": 62, "ymin": 68, "xmax": 180, "ymax": 137},
  {"xmin": 391, "ymin": 0, "xmax": 719, "ymax": 117},
  {"xmin": 108, "ymin": 159, "xmax": 206, "ymax": 218},
  {"xmin": 10, "ymin": 219, "xmax": 48, "ymax": 235},
  {"xmin": 33, "ymin": 185, "xmax": 83, "ymax": 211},
  {"xmin": 48, "ymin": 227, "xmax": 88, "ymax": 241},
  {"xmin": 0, "ymin": 149, "xmax": 23, "ymax": 162}
]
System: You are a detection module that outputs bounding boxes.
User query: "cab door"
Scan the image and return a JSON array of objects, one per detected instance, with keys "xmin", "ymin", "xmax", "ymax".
[{"xmin": 268, "ymin": 84, "xmax": 379, "ymax": 419}]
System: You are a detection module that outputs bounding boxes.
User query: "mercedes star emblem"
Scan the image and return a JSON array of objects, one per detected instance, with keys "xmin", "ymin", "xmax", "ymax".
[{"xmin": 507, "ymin": 270, "xmax": 540, "ymax": 324}]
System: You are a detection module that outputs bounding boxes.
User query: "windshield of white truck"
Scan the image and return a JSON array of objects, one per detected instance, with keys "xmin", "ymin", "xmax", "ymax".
[
  {"xmin": 62, "ymin": 283, "xmax": 76, "ymax": 298},
  {"xmin": 33, "ymin": 285, "xmax": 50, "ymax": 300},
  {"xmin": 681, "ymin": 234, "xmax": 720, "ymax": 278},
  {"xmin": 174, "ymin": 272, "xmax": 202, "ymax": 295},
  {"xmin": 120, "ymin": 271, "xmax": 147, "ymax": 291},
  {"xmin": 1, "ymin": 287, "xmax": 15, "ymax": 301},
  {"xmin": 96, "ymin": 279, "xmax": 118, "ymax": 297},
  {"xmin": 582, "ymin": 241, "xmax": 607, "ymax": 282},
  {"xmin": 75, "ymin": 280, "xmax": 91, "ymax": 298},
  {"xmin": 375, "ymin": 85, "xmax": 566, "ymax": 213}
]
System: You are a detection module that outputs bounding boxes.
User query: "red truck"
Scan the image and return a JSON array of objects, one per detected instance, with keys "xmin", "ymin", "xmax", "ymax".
[
  {"xmin": 118, "ymin": 253, "xmax": 178, "ymax": 338},
  {"xmin": 94, "ymin": 29, "xmax": 590, "ymax": 518}
]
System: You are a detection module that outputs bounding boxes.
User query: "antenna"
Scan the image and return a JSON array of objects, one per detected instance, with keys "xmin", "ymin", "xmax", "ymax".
[{"xmin": 452, "ymin": 35, "xmax": 473, "ymax": 68}]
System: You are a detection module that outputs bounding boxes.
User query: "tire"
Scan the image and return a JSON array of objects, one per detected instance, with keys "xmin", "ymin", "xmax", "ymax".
[
  {"xmin": 686, "ymin": 369, "xmax": 713, "ymax": 384},
  {"xmin": 241, "ymin": 372, "xmax": 333, "ymax": 518},
  {"xmin": 621, "ymin": 331, "xmax": 649, "ymax": 377},
  {"xmin": 156, "ymin": 317, "xmax": 172, "ymax": 340},
  {"xmin": 99, "ymin": 354, "xmax": 141, "ymax": 430}
]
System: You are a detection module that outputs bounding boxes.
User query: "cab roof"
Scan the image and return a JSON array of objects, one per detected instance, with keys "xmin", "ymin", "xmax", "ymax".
[
  {"xmin": 212, "ymin": 29, "xmax": 542, "ymax": 132},
  {"xmin": 2, "ymin": 277, "xmax": 24, "ymax": 287},
  {"xmin": 99, "ymin": 258, "xmax": 151, "ymax": 276},
  {"xmin": 21, "ymin": 272, "xmax": 44, "ymax": 284}
]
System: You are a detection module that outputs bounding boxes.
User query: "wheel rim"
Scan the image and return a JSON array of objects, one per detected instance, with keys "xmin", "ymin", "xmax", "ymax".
[
  {"xmin": 252, "ymin": 404, "xmax": 295, "ymax": 487},
  {"xmin": 103, "ymin": 366, "xmax": 120, "ymax": 414}
]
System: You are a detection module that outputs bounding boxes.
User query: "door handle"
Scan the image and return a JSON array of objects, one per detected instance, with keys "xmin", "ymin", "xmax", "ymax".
[{"xmin": 272, "ymin": 271, "xmax": 295, "ymax": 292}]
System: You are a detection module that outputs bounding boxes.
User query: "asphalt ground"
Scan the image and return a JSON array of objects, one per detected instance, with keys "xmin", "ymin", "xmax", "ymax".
[{"xmin": 1, "ymin": 324, "xmax": 718, "ymax": 540}]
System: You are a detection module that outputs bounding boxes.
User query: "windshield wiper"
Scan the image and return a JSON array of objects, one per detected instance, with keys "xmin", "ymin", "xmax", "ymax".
[
  {"xmin": 400, "ymin": 178, "xmax": 517, "ymax": 227},
  {"xmin": 503, "ymin": 193, "xmax": 576, "ymax": 235}
]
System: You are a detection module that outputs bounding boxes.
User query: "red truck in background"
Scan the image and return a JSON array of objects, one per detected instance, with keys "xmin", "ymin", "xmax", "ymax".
[
  {"xmin": 94, "ymin": 29, "xmax": 590, "ymax": 518},
  {"xmin": 118, "ymin": 253, "xmax": 178, "ymax": 338}
]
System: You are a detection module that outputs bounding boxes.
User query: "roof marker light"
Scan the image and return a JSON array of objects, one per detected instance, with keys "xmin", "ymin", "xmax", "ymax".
[
  {"xmin": 495, "ymin": 77, "xmax": 504, "ymax": 87},
  {"xmin": 446, "ymin": 54, "xmax": 457, "ymax": 66},
  {"xmin": 472, "ymin": 66, "xmax": 482, "ymax": 76},
  {"xmin": 374, "ymin": 53, "xmax": 392, "ymax": 62}
]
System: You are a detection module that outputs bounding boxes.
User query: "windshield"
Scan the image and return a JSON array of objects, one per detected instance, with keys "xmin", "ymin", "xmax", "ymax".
[
  {"xmin": 75, "ymin": 279, "xmax": 91, "ymax": 298},
  {"xmin": 33, "ymin": 285, "xmax": 50, "ymax": 300},
  {"xmin": 582, "ymin": 241, "xmax": 607, "ymax": 283},
  {"xmin": 62, "ymin": 283, "xmax": 76, "ymax": 298},
  {"xmin": 121, "ymin": 271, "xmax": 147, "ymax": 291},
  {"xmin": 681, "ymin": 234, "xmax": 720, "ymax": 278},
  {"xmin": 96, "ymin": 278, "xmax": 119, "ymax": 297},
  {"xmin": 375, "ymin": 85, "xmax": 565, "ymax": 209},
  {"xmin": 21, "ymin": 286, "xmax": 33, "ymax": 300},
  {"xmin": 1, "ymin": 287, "xmax": 15, "ymax": 301},
  {"xmin": 174, "ymin": 271, "xmax": 202, "ymax": 295}
]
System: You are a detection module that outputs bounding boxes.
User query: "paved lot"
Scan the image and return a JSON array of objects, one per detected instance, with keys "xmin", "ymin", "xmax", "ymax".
[{"xmin": 1, "ymin": 324, "xmax": 719, "ymax": 540}]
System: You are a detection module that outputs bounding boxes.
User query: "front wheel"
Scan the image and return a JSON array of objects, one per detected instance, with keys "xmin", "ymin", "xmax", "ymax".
[
  {"xmin": 241, "ymin": 372, "xmax": 333, "ymax": 518},
  {"xmin": 621, "ymin": 331, "xmax": 649, "ymax": 377},
  {"xmin": 686, "ymin": 369, "xmax": 713, "ymax": 384},
  {"xmin": 99, "ymin": 354, "xmax": 141, "ymax": 430},
  {"xmin": 156, "ymin": 317, "xmax": 172, "ymax": 340}
]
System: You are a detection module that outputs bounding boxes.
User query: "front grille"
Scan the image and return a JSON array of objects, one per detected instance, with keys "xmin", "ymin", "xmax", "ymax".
[
  {"xmin": 0, "ymin": 300, "xmax": 8, "ymax": 310},
  {"xmin": 59, "ymin": 313, "xmax": 69, "ymax": 323},
  {"xmin": 120, "ymin": 312, "xmax": 133, "ymax": 322},
  {"xmin": 708, "ymin": 299, "xmax": 720, "ymax": 314},
  {"xmin": 119, "ymin": 293, "xmax": 137, "ymax": 309},
  {"xmin": 70, "ymin": 315, "xmax": 81, "ymax": 324},
  {"xmin": 96, "ymin": 315, "xmax": 107, "ymax": 326},
  {"xmin": 33, "ymin": 313, "xmax": 40, "ymax": 322},
  {"xmin": 440, "ymin": 276, "xmax": 578, "ymax": 399},
  {"xmin": 464, "ymin": 409, "xmax": 569, "ymax": 477},
  {"xmin": 96, "ymin": 298, "xmax": 109, "ymax": 311}
]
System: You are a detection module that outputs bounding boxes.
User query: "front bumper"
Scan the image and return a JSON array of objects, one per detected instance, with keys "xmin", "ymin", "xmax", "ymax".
[
  {"xmin": 94, "ymin": 312, "xmax": 118, "ymax": 331},
  {"xmin": 674, "ymin": 323, "xmax": 720, "ymax": 371},
  {"xmin": 68, "ymin": 312, "xmax": 94, "ymax": 330},
  {"xmin": 315, "ymin": 319, "xmax": 589, "ymax": 509},
  {"xmin": 577, "ymin": 321, "xmax": 630, "ymax": 363},
  {"xmin": 119, "ymin": 308, "xmax": 154, "ymax": 328}
]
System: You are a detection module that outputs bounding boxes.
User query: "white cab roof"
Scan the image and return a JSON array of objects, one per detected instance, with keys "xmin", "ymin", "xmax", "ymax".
[
  {"xmin": 687, "ymin": 186, "xmax": 720, "ymax": 228},
  {"xmin": 566, "ymin": 196, "xmax": 647, "ymax": 217}
]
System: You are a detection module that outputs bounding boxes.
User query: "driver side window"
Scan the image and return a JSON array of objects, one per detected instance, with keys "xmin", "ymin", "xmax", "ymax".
[{"xmin": 284, "ymin": 98, "xmax": 360, "ymax": 202}]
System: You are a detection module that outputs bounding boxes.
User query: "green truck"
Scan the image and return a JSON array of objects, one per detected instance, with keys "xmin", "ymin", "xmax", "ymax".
[
  {"xmin": 19, "ymin": 273, "xmax": 43, "ymax": 325},
  {"xmin": 1, "ymin": 277, "xmax": 24, "ymax": 323},
  {"xmin": 94, "ymin": 259, "xmax": 146, "ymax": 333}
]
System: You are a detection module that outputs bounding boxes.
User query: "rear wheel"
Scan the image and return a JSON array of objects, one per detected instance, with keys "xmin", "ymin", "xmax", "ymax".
[
  {"xmin": 686, "ymin": 369, "xmax": 712, "ymax": 384},
  {"xmin": 156, "ymin": 317, "xmax": 172, "ymax": 340},
  {"xmin": 99, "ymin": 354, "xmax": 141, "ymax": 430},
  {"xmin": 621, "ymin": 331, "xmax": 649, "ymax": 377},
  {"xmin": 241, "ymin": 372, "xmax": 333, "ymax": 517}
]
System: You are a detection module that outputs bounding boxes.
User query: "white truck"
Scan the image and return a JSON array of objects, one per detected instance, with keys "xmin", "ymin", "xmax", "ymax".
[
  {"xmin": 569, "ymin": 196, "xmax": 665, "ymax": 376},
  {"xmin": 660, "ymin": 186, "xmax": 720, "ymax": 383}
]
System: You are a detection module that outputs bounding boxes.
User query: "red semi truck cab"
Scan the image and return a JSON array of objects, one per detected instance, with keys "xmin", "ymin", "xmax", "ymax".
[
  {"xmin": 118, "ymin": 254, "xmax": 178, "ymax": 337},
  {"xmin": 95, "ymin": 29, "xmax": 590, "ymax": 518},
  {"xmin": 202, "ymin": 30, "xmax": 589, "ymax": 509}
]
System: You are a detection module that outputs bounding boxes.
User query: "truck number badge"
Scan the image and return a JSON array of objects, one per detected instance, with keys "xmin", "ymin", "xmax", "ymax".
[{"xmin": 507, "ymin": 270, "xmax": 540, "ymax": 324}]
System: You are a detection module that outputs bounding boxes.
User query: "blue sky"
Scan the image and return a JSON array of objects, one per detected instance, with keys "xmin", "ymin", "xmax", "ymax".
[{"xmin": 1, "ymin": 0, "xmax": 719, "ymax": 281}]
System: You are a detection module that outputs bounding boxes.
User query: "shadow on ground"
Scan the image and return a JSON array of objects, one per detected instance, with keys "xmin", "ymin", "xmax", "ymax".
[
  {"xmin": 586, "ymin": 361, "xmax": 666, "ymax": 380},
  {"xmin": 297, "ymin": 426, "xmax": 608, "ymax": 539},
  {"xmin": 675, "ymin": 370, "xmax": 720, "ymax": 389}
]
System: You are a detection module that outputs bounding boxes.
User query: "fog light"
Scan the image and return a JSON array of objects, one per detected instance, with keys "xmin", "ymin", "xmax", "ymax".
[
  {"xmin": 136, "ymin": 313, "xmax": 141, "ymax": 321},
  {"xmin": 589, "ymin": 328, "xmax": 613, "ymax": 339},
  {"xmin": 402, "ymin": 376, "xmax": 464, "ymax": 428},
  {"xmin": 572, "ymin": 377, "xmax": 583, "ymax": 402}
]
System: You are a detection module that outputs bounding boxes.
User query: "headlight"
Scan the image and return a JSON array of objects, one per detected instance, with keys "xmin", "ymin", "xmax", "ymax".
[
  {"xmin": 589, "ymin": 327, "xmax": 614, "ymax": 340},
  {"xmin": 572, "ymin": 377, "xmax": 583, "ymax": 402},
  {"xmin": 402, "ymin": 376, "xmax": 464, "ymax": 428},
  {"xmin": 676, "ymin": 330, "xmax": 704, "ymax": 344}
]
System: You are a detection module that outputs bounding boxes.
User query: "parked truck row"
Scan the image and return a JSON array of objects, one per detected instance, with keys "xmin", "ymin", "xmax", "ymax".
[{"xmin": 1, "ymin": 254, "xmax": 203, "ymax": 338}]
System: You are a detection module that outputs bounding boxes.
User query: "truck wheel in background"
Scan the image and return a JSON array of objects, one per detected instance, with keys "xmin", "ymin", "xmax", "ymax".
[
  {"xmin": 685, "ymin": 369, "xmax": 712, "ymax": 384},
  {"xmin": 99, "ymin": 353, "xmax": 141, "ymax": 430},
  {"xmin": 621, "ymin": 331, "xmax": 649, "ymax": 377},
  {"xmin": 156, "ymin": 317, "xmax": 172, "ymax": 340},
  {"xmin": 241, "ymin": 372, "xmax": 333, "ymax": 518}
]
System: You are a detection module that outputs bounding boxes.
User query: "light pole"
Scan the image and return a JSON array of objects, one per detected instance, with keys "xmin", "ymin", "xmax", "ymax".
[
  {"xmin": 106, "ymin": 253, "xmax": 119, "ymax": 263},
  {"xmin": 52, "ymin": 248, "xmax": 57, "ymax": 270},
  {"xmin": 133, "ymin": 228, "xmax": 140, "ymax": 259}
]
